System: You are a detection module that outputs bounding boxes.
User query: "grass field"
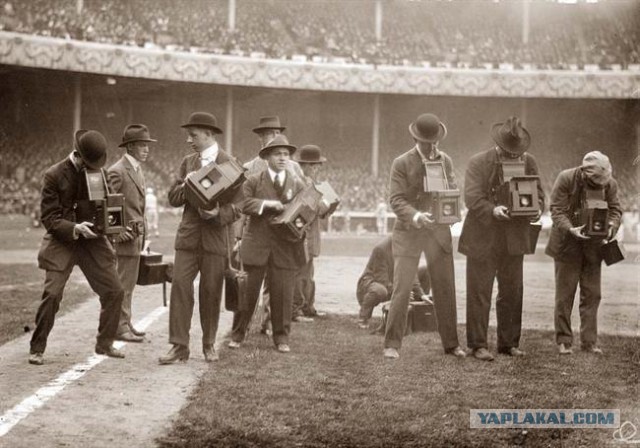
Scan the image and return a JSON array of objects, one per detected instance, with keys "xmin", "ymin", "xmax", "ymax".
[{"xmin": 156, "ymin": 316, "xmax": 639, "ymax": 448}]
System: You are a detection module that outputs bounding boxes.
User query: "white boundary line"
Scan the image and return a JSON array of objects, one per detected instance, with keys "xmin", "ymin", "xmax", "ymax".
[{"xmin": 0, "ymin": 305, "xmax": 167, "ymax": 438}]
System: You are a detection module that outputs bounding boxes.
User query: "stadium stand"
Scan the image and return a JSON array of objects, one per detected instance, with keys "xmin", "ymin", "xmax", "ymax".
[{"xmin": 1, "ymin": 0, "xmax": 638, "ymax": 69}]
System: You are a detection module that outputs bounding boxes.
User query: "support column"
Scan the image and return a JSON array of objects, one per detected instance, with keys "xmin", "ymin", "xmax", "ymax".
[
  {"xmin": 73, "ymin": 75, "xmax": 82, "ymax": 136},
  {"xmin": 225, "ymin": 87, "xmax": 234, "ymax": 154},
  {"xmin": 522, "ymin": 0, "xmax": 530, "ymax": 45},
  {"xmin": 371, "ymin": 94, "xmax": 380, "ymax": 177},
  {"xmin": 375, "ymin": 0, "xmax": 383, "ymax": 42},
  {"xmin": 228, "ymin": 0, "xmax": 236, "ymax": 31},
  {"xmin": 76, "ymin": 0, "xmax": 83, "ymax": 14}
]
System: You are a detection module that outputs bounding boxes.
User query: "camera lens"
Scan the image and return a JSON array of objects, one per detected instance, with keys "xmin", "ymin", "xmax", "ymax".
[
  {"xmin": 520, "ymin": 195, "xmax": 531, "ymax": 207},
  {"xmin": 442, "ymin": 204, "xmax": 453, "ymax": 216}
]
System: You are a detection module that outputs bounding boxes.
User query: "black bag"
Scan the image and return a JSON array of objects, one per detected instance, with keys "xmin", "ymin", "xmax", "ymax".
[
  {"xmin": 224, "ymin": 227, "xmax": 247, "ymax": 312},
  {"xmin": 601, "ymin": 239, "xmax": 625, "ymax": 266}
]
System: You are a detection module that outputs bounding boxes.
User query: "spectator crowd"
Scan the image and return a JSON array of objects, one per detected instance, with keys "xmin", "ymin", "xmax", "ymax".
[{"xmin": 1, "ymin": 0, "xmax": 638, "ymax": 70}]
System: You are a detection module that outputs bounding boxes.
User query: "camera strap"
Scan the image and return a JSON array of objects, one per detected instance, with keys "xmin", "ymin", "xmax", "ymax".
[{"xmin": 225, "ymin": 225, "xmax": 243, "ymax": 272}]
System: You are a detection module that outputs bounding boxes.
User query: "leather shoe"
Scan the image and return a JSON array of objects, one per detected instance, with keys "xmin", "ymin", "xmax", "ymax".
[
  {"xmin": 115, "ymin": 331, "xmax": 144, "ymax": 343},
  {"xmin": 558, "ymin": 343, "xmax": 573, "ymax": 355},
  {"xmin": 500, "ymin": 347, "xmax": 526, "ymax": 357},
  {"xmin": 582, "ymin": 345, "xmax": 603, "ymax": 355},
  {"xmin": 445, "ymin": 346, "xmax": 467, "ymax": 358},
  {"xmin": 276, "ymin": 343, "xmax": 291, "ymax": 353},
  {"xmin": 383, "ymin": 347, "xmax": 399, "ymax": 359},
  {"xmin": 129, "ymin": 325, "xmax": 146, "ymax": 337},
  {"xmin": 28, "ymin": 352, "xmax": 44, "ymax": 365},
  {"xmin": 228, "ymin": 340, "xmax": 241, "ymax": 349},
  {"xmin": 203, "ymin": 345, "xmax": 219, "ymax": 362},
  {"xmin": 158, "ymin": 344, "xmax": 189, "ymax": 365},
  {"xmin": 292, "ymin": 315, "xmax": 314, "ymax": 323},
  {"xmin": 472, "ymin": 348, "xmax": 494, "ymax": 361},
  {"xmin": 95, "ymin": 344, "xmax": 125, "ymax": 359}
]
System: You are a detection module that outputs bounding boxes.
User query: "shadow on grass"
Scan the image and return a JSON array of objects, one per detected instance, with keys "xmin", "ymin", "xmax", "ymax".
[{"xmin": 157, "ymin": 316, "xmax": 639, "ymax": 448}]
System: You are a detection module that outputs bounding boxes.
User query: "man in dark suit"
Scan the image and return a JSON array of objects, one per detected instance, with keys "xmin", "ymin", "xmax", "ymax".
[
  {"xmin": 108, "ymin": 124, "xmax": 157, "ymax": 343},
  {"xmin": 291, "ymin": 144, "xmax": 335, "ymax": 321},
  {"xmin": 384, "ymin": 113, "xmax": 465, "ymax": 360},
  {"xmin": 29, "ymin": 130, "xmax": 125, "ymax": 365},
  {"xmin": 357, "ymin": 236, "xmax": 431, "ymax": 328},
  {"xmin": 459, "ymin": 117, "xmax": 545, "ymax": 361},
  {"xmin": 228, "ymin": 134, "xmax": 306, "ymax": 353},
  {"xmin": 545, "ymin": 151, "xmax": 621, "ymax": 355},
  {"xmin": 159, "ymin": 112, "xmax": 242, "ymax": 365}
]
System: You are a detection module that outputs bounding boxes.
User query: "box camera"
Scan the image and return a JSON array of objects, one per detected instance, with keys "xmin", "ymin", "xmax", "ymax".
[
  {"xmin": 418, "ymin": 161, "xmax": 461, "ymax": 224},
  {"xmin": 495, "ymin": 161, "xmax": 540, "ymax": 218},
  {"xmin": 270, "ymin": 183, "xmax": 323, "ymax": 240},
  {"xmin": 578, "ymin": 187, "xmax": 609, "ymax": 238},
  {"xmin": 76, "ymin": 170, "xmax": 126, "ymax": 235},
  {"xmin": 137, "ymin": 249, "xmax": 172, "ymax": 306},
  {"xmin": 184, "ymin": 159, "xmax": 246, "ymax": 210},
  {"xmin": 314, "ymin": 181, "xmax": 341, "ymax": 216}
]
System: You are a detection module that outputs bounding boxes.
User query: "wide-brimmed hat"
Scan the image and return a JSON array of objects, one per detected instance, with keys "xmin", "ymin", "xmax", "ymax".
[
  {"xmin": 252, "ymin": 116, "xmax": 286, "ymax": 134},
  {"xmin": 118, "ymin": 124, "xmax": 157, "ymax": 147},
  {"xmin": 491, "ymin": 116, "xmax": 531, "ymax": 156},
  {"xmin": 259, "ymin": 134, "xmax": 297, "ymax": 159},
  {"xmin": 74, "ymin": 129, "xmax": 107, "ymax": 170},
  {"xmin": 409, "ymin": 113, "xmax": 448, "ymax": 143},
  {"xmin": 181, "ymin": 112, "xmax": 223, "ymax": 134},
  {"xmin": 294, "ymin": 144, "xmax": 326, "ymax": 164}
]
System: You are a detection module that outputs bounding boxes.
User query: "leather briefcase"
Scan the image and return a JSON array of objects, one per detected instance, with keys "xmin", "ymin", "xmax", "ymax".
[{"xmin": 224, "ymin": 266, "xmax": 247, "ymax": 312}]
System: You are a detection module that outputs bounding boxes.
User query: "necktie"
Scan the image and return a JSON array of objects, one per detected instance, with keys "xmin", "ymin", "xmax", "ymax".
[{"xmin": 274, "ymin": 174, "xmax": 284, "ymax": 196}]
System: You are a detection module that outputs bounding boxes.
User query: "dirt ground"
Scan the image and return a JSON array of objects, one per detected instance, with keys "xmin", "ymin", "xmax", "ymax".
[{"xmin": 0, "ymin": 251, "xmax": 637, "ymax": 447}]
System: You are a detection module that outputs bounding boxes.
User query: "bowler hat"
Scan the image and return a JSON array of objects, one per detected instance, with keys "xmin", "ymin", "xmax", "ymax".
[
  {"xmin": 491, "ymin": 116, "xmax": 531, "ymax": 156},
  {"xmin": 409, "ymin": 113, "xmax": 448, "ymax": 143},
  {"xmin": 118, "ymin": 124, "xmax": 157, "ymax": 147},
  {"xmin": 181, "ymin": 112, "xmax": 223, "ymax": 134},
  {"xmin": 252, "ymin": 116, "xmax": 286, "ymax": 134},
  {"xmin": 74, "ymin": 129, "xmax": 107, "ymax": 170},
  {"xmin": 259, "ymin": 134, "xmax": 297, "ymax": 159},
  {"xmin": 294, "ymin": 144, "xmax": 326, "ymax": 164}
]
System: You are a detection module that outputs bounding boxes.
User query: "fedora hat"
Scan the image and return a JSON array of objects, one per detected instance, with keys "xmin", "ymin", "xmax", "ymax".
[
  {"xmin": 294, "ymin": 144, "xmax": 326, "ymax": 164},
  {"xmin": 252, "ymin": 116, "xmax": 286, "ymax": 134},
  {"xmin": 74, "ymin": 129, "xmax": 107, "ymax": 170},
  {"xmin": 118, "ymin": 124, "xmax": 157, "ymax": 147},
  {"xmin": 409, "ymin": 113, "xmax": 447, "ymax": 143},
  {"xmin": 491, "ymin": 116, "xmax": 531, "ymax": 155},
  {"xmin": 181, "ymin": 112, "xmax": 223, "ymax": 134},
  {"xmin": 259, "ymin": 134, "xmax": 297, "ymax": 159}
]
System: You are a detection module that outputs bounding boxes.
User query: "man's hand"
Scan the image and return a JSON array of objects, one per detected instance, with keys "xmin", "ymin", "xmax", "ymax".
[
  {"xmin": 607, "ymin": 223, "xmax": 618, "ymax": 241},
  {"xmin": 420, "ymin": 294, "xmax": 434, "ymax": 305},
  {"xmin": 114, "ymin": 230, "xmax": 135, "ymax": 244},
  {"xmin": 75, "ymin": 221, "xmax": 97, "ymax": 239},
  {"xmin": 198, "ymin": 207, "xmax": 220, "ymax": 220},
  {"xmin": 264, "ymin": 200, "xmax": 284, "ymax": 213},
  {"xmin": 569, "ymin": 225, "xmax": 591, "ymax": 240},
  {"xmin": 414, "ymin": 212, "xmax": 434, "ymax": 229},
  {"xmin": 492, "ymin": 205, "xmax": 511, "ymax": 221},
  {"xmin": 233, "ymin": 238, "xmax": 241, "ymax": 253}
]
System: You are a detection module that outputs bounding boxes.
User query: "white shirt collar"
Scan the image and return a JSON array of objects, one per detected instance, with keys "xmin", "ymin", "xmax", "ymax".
[
  {"xmin": 200, "ymin": 142, "xmax": 219, "ymax": 162},
  {"xmin": 69, "ymin": 152, "xmax": 82, "ymax": 172},
  {"xmin": 267, "ymin": 167, "xmax": 285, "ymax": 184},
  {"xmin": 125, "ymin": 153, "xmax": 141, "ymax": 171}
]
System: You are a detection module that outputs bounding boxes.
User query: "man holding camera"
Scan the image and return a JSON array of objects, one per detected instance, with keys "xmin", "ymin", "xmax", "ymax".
[
  {"xmin": 228, "ymin": 135, "xmax": 306, "ymax": 353},
  {"xmin": 545, "ymin": 151, "xmax": 621, "ymax": 355},
  {"xmin": 383, "ymin": 113, "xmax": 465, "ymax": 360},
  {"xmin": 108, "ymin": 124, "xmax": 157, "ymax": 343},
  {"xmin": 29, "ymin": 130, "xmax": 125, "ymax": 365},
  {"xmin": 459, "ymin": 117, "xmax": 545, "ymax": 361},
  {"xmin": 159, "ymin": 112, "xmax": 241, "ymax": 365}
]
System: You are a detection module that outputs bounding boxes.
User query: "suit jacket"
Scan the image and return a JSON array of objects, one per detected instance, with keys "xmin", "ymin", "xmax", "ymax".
[
  {"xmin": 458, "ymin": 148, "xmax": 545, "ymax": 258},
  {"xmin": 107, "ymin": 156, "xmax": 145, "ymax": 256},
  {"xmin": 389, "ymin": 147, "xmax": 457, "ymax": 256},
  {"xmin": 239, "ymin": 169, "xmax": 306, "ymax": 269},
  {"xmin": 37, "ymin": 156, "xmax": 115, "ymax": 272},
  {"xmin": 168, "ymin": 149, "xmax": 242, "ymax": 256},
  {"xmin": 302, "ymin": 177, "xmax": 332, "ymax": 258},
  {"xmin": 545, "ymin": 167, "xmax": 622, "ymax": 261},
  {"xmin": 356, "ymin": 236, "xmax": 424, "ymax": 301}
]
